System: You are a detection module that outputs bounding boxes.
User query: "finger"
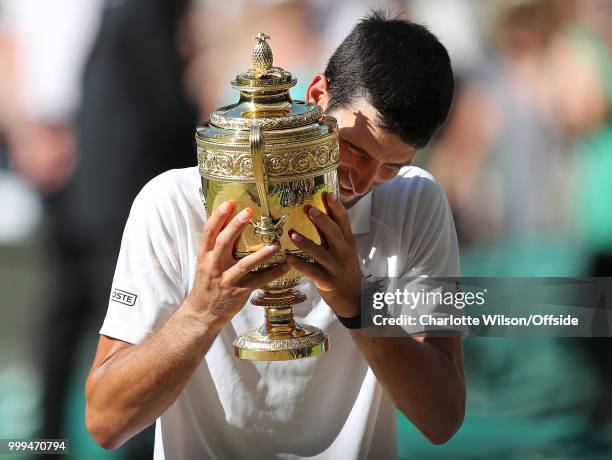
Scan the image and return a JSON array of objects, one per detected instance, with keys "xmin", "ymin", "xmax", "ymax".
[
  {"xmin": 237, "ymin": 263, "xmax": 291, "ymax": 290},
  {"xmin": 303, "ymin": 204, "xmax": 327, "ymax": 247},
  {"xmin": 201, "ymin": 200, "xmax": 236, "ymax": 252},
  {"xmin": 324, "ymin": 191, "xmax": 355, "ymax": 243},
  {"xmin": 213, "ymin": 207, "xmax": 253, "ymax": 256},
  {"xmin": 285, "ymin": 254, "xmax": 330, "ymax": 285},
  {"xmin": 289, "ymin": 230, "xmax": 336, "ymax": 272},
  {"xmin": 304, "ymin": 205, "xmax": 345, "ymax": 255},
  {"xmin": 224, "ymin": 241, "xmax": 281, "ymax": 284}
]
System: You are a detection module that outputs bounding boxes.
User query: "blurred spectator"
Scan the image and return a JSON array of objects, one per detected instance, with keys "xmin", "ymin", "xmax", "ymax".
[
  {"xmin": 0, "ymin": 4, "xmax": 42, "ymax": 244},
  {"xmin": 428, "ymin": 0, "xmax": 607, "ymax": 246},
  {"xmin": 566, "ymin": 0, "xmax": 612, "ymax": 442},
  {"xmin": 410, "ymin": 0, "xmax": 485, "ymax": 74},
  {"xmin": 4, "ymin": 0, "xmax": 198, "ymax": 458},
  {"xmin": 4, "ymin": 0, "xmax": 102, "ymax": 195},
  {"xmin": 411, "ymin": 1, "xmax": 612, "ymax": 459}
]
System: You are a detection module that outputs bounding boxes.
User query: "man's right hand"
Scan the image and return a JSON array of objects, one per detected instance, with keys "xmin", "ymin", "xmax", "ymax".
[
  {"xmin": 85, "ymin": 199, "xmax": 289, "ymax": 450},
  {"xmin": 184, "ymin": 199, "xmax": 290, "ymax": 329}
]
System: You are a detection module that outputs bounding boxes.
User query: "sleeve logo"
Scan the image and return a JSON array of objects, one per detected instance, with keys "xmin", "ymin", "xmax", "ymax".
[{"xmin": 111, "ymin": 288, "xmax": 138, "ymax": 306}]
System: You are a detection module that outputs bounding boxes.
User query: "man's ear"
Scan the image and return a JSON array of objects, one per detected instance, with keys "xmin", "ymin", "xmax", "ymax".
[{"xmin": 306, "ymin": 73, "xmax": 330, "ymax": 111}]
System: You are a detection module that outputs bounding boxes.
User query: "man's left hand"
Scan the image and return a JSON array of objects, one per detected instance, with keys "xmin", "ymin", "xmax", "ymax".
[{"xmin": 286, "ymin": 192, "xmax": 363, "ymax": 318}]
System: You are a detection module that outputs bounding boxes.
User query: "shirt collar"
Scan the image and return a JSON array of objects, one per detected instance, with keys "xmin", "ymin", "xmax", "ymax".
[{"xmin": 346, "ymin": 192, "xmax": 372, "ymax": 235}]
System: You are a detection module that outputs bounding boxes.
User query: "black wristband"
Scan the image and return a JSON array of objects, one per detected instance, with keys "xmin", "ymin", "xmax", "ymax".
[{"xmin": 336, "ymin": 313, "xmax": 364, "ymax": 330}]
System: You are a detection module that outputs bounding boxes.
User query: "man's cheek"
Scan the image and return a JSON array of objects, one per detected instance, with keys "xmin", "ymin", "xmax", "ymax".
[
  {"xmin": 338, "ymin": 144, "xmax": 354, "ymax": 164},
  {"xmin": 336, "ymin": 164, "xmax": 350, "ymax": 182}
]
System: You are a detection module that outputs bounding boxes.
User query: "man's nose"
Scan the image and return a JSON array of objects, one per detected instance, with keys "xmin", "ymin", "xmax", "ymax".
[{"xmin": 349, "ymin": 163, "xmax": 378, "ymax": 195}]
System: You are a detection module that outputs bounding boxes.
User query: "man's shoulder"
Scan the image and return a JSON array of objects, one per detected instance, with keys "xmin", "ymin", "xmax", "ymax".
[
  {"xmin": 135, "ymin": 166, "xmax": 200, "ymax": 206},
  {"xmin": 130, "ymin": 166, "xmax": 202, "ymax": 222},
  {"xmin": 397, "ymin": 165, "xmax": 436, "ymax": 181},
  {"xmin": 140, "ymin": 166, "xmax": 200, "ymax": 198},
  {"xmin": 368, "ymin": 165, "xmax": 454, "ymax": 244}
]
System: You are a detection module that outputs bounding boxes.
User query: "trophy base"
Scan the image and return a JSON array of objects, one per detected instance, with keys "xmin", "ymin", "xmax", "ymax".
[{"xmin": 233, "ymin": 323, "xmax": 329, "ymax": 361}]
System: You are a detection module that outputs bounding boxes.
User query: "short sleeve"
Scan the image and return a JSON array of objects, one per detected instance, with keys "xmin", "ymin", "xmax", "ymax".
[
  {"xmin": 402, "ymin": 178, "xmax": 460, "ymax": 278},
  {"xmin": 395, "ymin": 177, "xmax": 465, "ymax": 335},
  {"xmin": 99, "ymin": 179, "xmax": 187, "ymax": 344}
]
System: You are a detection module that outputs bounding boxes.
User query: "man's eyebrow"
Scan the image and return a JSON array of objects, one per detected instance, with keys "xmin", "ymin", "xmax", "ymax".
[
  {"xmin": 343, "ymin": 134, "xmax": 413, "ymax": 167},
  {"xmin": 342, "ymin": 136, "xmax": 371, "ymax": 156}
]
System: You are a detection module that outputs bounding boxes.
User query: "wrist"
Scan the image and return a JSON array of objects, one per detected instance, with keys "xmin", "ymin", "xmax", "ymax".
[
  {"xmin": 332, "ymin": 286, "xmax": 362, "ymax": 319},
  {"xmin": 179, "ymin": 297, "xmax": 226, "ymax": 335},
  {"xmin": 333, "ymin": 278, "xmax": 363, "ymax": 328},
  {"xmin": 336, "ymin": 277, "xmax": 390, "ymax": 330}
]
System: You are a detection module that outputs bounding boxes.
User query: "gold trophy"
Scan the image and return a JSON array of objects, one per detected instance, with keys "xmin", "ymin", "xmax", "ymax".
[{"xmin": 196, "ymin": 33, "xmax": 339, "ymax": 361}]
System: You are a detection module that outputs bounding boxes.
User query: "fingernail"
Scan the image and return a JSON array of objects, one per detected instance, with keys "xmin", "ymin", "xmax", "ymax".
[
  {"xmin": 309, "ymin": 207, "xmax": 321, "ymax": 218},
  {"xmin": 219, "ymin": 202, "xmax": 230, "ymax": 214},
  {"xmin": 290, "ymin": 231, "xmax": 302, "ymax": 242},
  {"xmin": 327, "ymin": 193, "xmax": 337, "ymax": 204},
  {"xmin": 268, "ymin": 242, "xmax": 280, "ymax": 252},
  {"xmin": 238, "ymin": 208, "xmax": 251, "ymax": 222}
]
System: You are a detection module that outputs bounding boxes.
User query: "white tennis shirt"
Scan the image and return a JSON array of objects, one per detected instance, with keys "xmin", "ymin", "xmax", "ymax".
[{"xmin": 99, "ymin": 165, "xmax": 460, "ymax": 460}]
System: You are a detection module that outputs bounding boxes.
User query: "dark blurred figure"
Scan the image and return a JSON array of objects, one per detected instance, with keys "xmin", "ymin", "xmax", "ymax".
[{"xmin": 39, "ymin": 0, "xmax": 197, "ymax": 457}]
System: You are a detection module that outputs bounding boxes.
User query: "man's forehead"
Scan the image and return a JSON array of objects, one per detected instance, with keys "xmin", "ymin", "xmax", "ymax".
[{"xmin": 332, "ymin": 98, "xmax": 416, "ymax": 162}]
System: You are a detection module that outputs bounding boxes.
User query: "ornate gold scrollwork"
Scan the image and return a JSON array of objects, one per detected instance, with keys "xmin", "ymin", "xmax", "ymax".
[{"xmin": 197, "ymin": 135, "xmax": 339, "ymax": 182}]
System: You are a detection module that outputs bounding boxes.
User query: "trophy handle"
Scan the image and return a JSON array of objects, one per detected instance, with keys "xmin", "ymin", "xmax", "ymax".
[
  {"xmin": 249, "ymin": 123, "xmax": 288, "ymax": 245},
  {"xmin": 249, "ymin": 124, "xmax": 271, "ymax": 216}
]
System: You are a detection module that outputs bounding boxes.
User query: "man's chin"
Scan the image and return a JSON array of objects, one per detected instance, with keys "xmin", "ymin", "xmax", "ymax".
[
  {"xmin": 339, "ymin": 188, "xmax": 354, "ymax": 202},
  {"xmin": 340, "ymin": 193, "xmax": 364, "ymax": 209},
  {"xmin": 339, "ymin": 183, "xmax": 354, "ymax": 197}
]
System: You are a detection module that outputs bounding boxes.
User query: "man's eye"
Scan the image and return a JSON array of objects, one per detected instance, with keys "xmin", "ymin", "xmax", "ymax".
[
  {"xmin": 343, "ymin": 140, "xmax": 365, "ymax": 156},
  {"xmin": 347, "ymin": 143, "xmax": 359, "ymax": 153}
]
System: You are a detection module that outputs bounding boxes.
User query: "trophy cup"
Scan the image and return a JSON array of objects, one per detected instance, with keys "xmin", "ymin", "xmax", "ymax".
[{"xmin": 196, "ymin": 33, "xmax": 340, "ymax": 361}]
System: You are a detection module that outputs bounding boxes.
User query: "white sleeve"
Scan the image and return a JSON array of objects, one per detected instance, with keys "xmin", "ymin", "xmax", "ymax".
[
  {"xmin": 403, "ymin": 178, "xmax": 460, "ymax": 279},
  {"xmin": 100, "ymin": 180, "xmax": 187, "ymax": 344},
  {"xmin": 395, "ymin": 177, "xmax": 465, "ymax": 334}
]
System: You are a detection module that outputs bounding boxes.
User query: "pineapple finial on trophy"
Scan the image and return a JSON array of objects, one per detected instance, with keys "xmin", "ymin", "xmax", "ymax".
[{"xmin": 251, "ymin": 32, "xmax": 273, "ymax": 78}]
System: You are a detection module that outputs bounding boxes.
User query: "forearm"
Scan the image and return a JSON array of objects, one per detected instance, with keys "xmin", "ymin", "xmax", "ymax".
[
  {"xmin": 85, "ymin": 303, "xmax": 220, "ymax": 449},
  {"xmin": 350, "ymin": 331, "xmax": 465, "ymax": 444},
  {"xmin": 85, "ymin": 201, "xmax": 287, "ymax": 449}
]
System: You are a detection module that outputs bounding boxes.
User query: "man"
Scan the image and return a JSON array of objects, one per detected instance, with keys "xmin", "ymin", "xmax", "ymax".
[{"xmin": 85, "ymin": 11, "xmax": 465, "ymax": 459}]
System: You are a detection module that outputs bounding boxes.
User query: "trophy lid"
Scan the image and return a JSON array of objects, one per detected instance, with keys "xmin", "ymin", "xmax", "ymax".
[
  {"xmin": 206, "ymin": 32, "xmax": 322, "ymax": 131},
  {"xmin": 196, "ymin": 33, "xmax": 339, "ymax": 184}
]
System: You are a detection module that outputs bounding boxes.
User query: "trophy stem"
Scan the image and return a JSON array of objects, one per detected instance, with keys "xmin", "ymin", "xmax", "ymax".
[
  {"xmin": 233, "ymin": 287, "xmax": 329, "ymax": 361},
  {"xmin": 264, "ymin": 306, "xmax": 296, "ymax": 335}
]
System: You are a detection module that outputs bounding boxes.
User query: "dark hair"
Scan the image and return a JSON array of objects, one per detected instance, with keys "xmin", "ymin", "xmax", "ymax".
[{"xmin": 324, "ymin": 10, "xmax": 454, "ymax": 148}]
